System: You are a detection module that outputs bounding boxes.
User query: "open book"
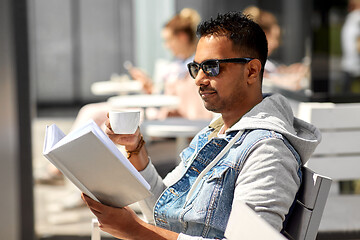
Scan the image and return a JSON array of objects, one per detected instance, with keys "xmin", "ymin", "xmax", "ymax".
[{"xmin": 42, "ymin": 120, "xmax": 152, "ymax": 208}]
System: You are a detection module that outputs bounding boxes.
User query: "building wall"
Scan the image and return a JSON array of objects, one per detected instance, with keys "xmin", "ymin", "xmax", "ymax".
[{"xmin": 29, "ymin": 0, "xmax": 136, "ymax": 105}]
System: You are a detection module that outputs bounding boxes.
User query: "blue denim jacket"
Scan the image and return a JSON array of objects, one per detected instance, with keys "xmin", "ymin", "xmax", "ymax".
[{"xmin": 153, "ymin": 127, "xmax": 301, "ymax": 239}]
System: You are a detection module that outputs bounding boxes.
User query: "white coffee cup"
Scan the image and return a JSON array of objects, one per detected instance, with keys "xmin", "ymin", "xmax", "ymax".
[{"xmin": 109, "ymin": 110, "xmax": 140, "ymax": 134}]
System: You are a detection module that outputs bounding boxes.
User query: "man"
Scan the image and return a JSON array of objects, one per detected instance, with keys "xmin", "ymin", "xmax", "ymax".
[{"xmin": 82, "ymin": 12, "xmax": 321, "ymax": 240}]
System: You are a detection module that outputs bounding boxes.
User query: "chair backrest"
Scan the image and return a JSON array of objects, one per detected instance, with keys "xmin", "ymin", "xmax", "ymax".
[
  {"xmin": 297, "ymin": 102, "xmax": 360, "ymax": 182},
  {"xmin": 282, "ymin": 166, "xmax": 332, "ymax": 240}
]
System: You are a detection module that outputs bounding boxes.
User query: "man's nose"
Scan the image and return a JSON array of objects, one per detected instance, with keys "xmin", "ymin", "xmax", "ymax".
[{"xmin": 194, "ymin": 69, "xmax": 210, "ymax": 86}]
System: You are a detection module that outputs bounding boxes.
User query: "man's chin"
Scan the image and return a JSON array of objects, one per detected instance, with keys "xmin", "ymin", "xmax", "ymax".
[{"xmin": 204, "ymin": 104, "xmax": 219, "ymax": 113}]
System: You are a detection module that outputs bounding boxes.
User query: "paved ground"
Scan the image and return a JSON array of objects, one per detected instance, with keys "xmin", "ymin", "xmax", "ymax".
[{"xmin": 32, "ymin": 116, "xmax": 178, "ymax": 240}]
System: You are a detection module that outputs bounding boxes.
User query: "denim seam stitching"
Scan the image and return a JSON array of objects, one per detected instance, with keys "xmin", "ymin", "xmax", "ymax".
[{"xmin": 202, "ymin": 176, "xmax": 222, "ymax": 237}]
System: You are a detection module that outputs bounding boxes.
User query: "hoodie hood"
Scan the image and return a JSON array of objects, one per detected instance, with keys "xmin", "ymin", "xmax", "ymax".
[{"xmin": 227, "ymin": 94, "xmax": 321, "ymax": 164}]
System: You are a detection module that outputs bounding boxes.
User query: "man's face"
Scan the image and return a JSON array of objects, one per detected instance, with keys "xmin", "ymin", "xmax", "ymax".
[{"xmin": 193, "ymin": 35, "xmax": 252, "ymax": 114}]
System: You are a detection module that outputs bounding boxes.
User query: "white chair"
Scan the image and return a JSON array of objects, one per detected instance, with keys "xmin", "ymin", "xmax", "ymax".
[
  {"xmin": 226, "ymin": 166, "xmax": 331, "ymax": 240},
  {"xmin": 297, "ymin": 102, "xmax": 360, "ymax": 234},
  {"xmin": 91, "ymin": 218, "xmax": 101, "ymax": 240},
  {"xmin": 282, "ymin": 166, "xmax": 332, "ymax": 240}
]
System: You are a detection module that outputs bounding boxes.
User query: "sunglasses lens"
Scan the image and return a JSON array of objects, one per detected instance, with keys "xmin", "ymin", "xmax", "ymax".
[
  {"xmin": 188, "ymin": 63, "xmax": 199, "ymax": 79},
  {"xmin": 203, "ymin": 60, "xmax": 219, "ymax": 76},
  {"xmin": 188, "ymin": 60, "xmax": 221, "ymax": 78}
]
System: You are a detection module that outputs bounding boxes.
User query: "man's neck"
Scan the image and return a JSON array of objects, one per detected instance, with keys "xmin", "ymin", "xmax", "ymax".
[
  {"xmin": 221, "ymin": 95, "xmax": 263, "ymax": 131},
  {"xmin": 221, "ymin": 114, "xmax": 242, "ymax": 131}
]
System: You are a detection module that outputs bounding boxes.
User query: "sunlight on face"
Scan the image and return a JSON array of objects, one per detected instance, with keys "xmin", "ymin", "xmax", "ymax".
[{"xmin": 194, "ymin": 36, "xmax": 250, "ymax": 114}]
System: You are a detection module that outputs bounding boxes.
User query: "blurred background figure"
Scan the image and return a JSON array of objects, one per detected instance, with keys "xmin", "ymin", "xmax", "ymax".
[
  {"xmin": 129, "ymin": 7, "xmax": 199, "ymax": 95},
  {"xmin": 128, "ymin": 8, "xmax": 213, "ymax": 120},
  {"xmin": 243, "ymin": 6, "xmax": 310, "ymax": 91},
  {"xmin": 71, "ymin": 8, "xmax": 212, "ymax": 131},
  {"xmin": 341, "ymin": 0, "xmax": 360, "ymax": 93},
  {"xmin": 37, "ymin": 8, "xmax": 213, "ymax": 208}
]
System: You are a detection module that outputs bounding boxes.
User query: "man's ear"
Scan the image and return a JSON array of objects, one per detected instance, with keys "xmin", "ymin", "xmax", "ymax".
[{"xmin": 247, "ymin": 59, "xmax": 262, "ymax": 84}]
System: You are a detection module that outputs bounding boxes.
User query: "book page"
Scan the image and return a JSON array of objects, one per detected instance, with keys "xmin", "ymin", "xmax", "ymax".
[
  {"xmin": 43, "ymin": 124, "xmax": 66, "ymax": 154},
  {"xmin": 50, "ymin": 120, "xmax": 96, "ymax": 151}
]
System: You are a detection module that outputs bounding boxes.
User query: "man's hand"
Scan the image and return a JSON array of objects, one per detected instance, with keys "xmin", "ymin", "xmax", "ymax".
[
  {"xmin": 104, "ymin": 114, "xmax": 149, "ymax": 171},
  {"xmin": 105, "ymin": 115, "xmax": 141, "ymax": 150},
  {"xmin": 82, "ymin": 193, "xmax": 144, "ymax": 239},
  {"xmin": 82, "ymin": 193, "xmax": 179, "ymax": 240},
  {"xmin": 129, "ymin": 67, "xmax": 153, "ymax": 94}
]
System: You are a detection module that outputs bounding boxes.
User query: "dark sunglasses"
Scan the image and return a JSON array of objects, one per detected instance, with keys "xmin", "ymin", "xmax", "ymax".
[{"xmin": 187, "ymin": 57, "xmax": 254, "ymax": 79}]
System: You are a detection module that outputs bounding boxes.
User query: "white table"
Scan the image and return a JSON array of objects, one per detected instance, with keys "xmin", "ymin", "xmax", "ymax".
[
  {"xmin": 140, "ymin": 118, "xmax": 210, "ymax": 160},
  {"xmin": 108, "ymin": 94, "xmax": 179, "ymax": 108},
  {"xmin": 91, "ymin": 80, "xmax": 143, "ymax": 96},
  {"xmin": 107, "ymin": 94, "xmax": 180, "ymax": 120}
]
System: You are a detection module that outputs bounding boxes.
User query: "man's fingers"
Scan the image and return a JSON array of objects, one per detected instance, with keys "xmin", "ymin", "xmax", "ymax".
[
  {"xmin": 81, "ymin": 193, "xmax": 106, "ymax": 214},
  {"xmin": 105, "ymin": 119, "xmax": 113, "ymax": 132}
]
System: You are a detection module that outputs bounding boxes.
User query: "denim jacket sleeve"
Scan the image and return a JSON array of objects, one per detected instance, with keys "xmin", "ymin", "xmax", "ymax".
[{"xmin": 138, "ymin": 158, "xmax": 186, "ymax": 224}]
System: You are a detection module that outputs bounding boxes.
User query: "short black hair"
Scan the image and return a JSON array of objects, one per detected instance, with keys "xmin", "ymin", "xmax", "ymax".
[{"xmin": 196, "ymin": 12, "xmax": 268, "ymax": 78}]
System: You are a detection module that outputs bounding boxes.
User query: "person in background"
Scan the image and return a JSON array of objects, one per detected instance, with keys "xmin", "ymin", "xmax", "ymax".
[
  {"xmin": 71, "ymin": 8, "xmax": 213, "ymax": 131},
  {"xmin": 341, "ymin": 0, "xmax": 360, "ymax": 93},
  {"xmin": 37, "ymin": 8, "xmax": 213, "ymax": 207},
  {"xmin": 82, "ymin": 11, "xmax": 321, "ymax": 239},
  {"xmin": 243, "ymin": 6, "xmax": 310, "ymax": 91}
]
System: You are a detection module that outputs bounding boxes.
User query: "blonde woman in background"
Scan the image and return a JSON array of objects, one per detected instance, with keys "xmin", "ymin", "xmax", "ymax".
[
  {"xmin": 128, "ymin": 8, "xmax": 213, "ymax": 120},
  {"xmin": 70, "ymin": 8, "xmax": 212, "ymax": 132}
]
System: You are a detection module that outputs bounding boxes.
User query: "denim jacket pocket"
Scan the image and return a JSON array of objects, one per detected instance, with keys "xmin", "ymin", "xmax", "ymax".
[
  {"xmin": 190, "ymin": 165, "xmax": 232, "ymax": 214},
  {"xmin": 206, "ymin": 165, "xmax": 230, "ymax": 183}
]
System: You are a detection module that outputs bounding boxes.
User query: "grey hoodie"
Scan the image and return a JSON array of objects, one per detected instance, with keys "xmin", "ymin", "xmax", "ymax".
[
  {"xmin": 139, "ymin": 93, "xmax": 321, "ymax": 240},
  {"xmin": 233, "ymin": 93, "xmax": 321, "ymax": 164}
]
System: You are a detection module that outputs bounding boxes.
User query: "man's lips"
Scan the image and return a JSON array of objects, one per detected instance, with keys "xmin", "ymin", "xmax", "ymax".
[{"xmin": 199, "ymin": 88, "xmax": 217, "ymax": 98}]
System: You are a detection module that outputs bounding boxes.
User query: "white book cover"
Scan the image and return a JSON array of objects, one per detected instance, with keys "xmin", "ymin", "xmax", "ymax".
[{"xmin": 43, "ymin": 120, "xmax": 152, "ymax": 208}]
